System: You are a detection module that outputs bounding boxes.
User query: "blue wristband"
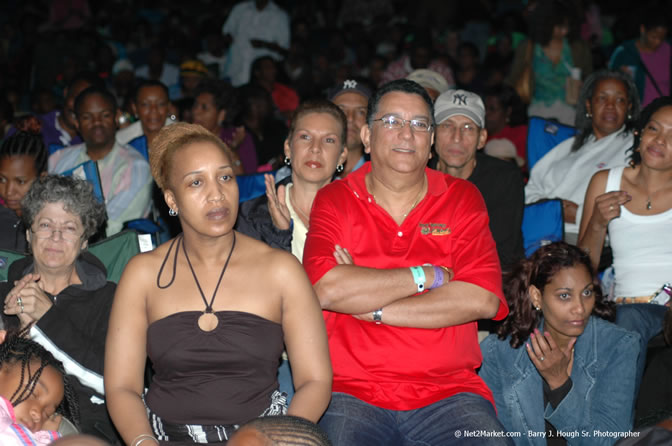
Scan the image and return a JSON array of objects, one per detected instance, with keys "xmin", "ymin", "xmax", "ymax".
[
  {"xmin": 430, "ymin": 265, "xmax": 444, "ymax": 289},
  {"xmin": 410, "ymin": 266, "xmax": 426, "ymax": 293}
]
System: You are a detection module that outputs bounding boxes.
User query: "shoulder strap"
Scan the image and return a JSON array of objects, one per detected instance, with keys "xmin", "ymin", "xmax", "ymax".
[{"xmin": 628, "ymin": 45, "xmax": 664, "ymax": 96}]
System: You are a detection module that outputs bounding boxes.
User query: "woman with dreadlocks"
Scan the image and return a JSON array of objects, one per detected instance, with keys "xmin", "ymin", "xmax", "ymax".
[
  {"xmin": 0, "ymin": 328, "xmax": 80, "ymax": 445},
  {"xmin": 0, "ymin": 131, "xmax": 48, "ymax": 251}
]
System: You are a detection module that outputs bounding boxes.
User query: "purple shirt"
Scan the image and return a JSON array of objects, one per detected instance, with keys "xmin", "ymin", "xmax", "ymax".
[
  {"xmin": 641, "ymin": 41, "xmax": 671, "ymax": 107},
  {"xmin": 220, "ymin": 127, "xmax": 259, "ymax": 174}
]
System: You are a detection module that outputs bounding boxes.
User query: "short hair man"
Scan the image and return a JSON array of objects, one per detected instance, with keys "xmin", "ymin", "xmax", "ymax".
[
  {"xmin": 49, "ymin": 87, "xmax": 153, "ymax": 236},
  {"xmin": 433, "ymin": 89, "xmax": 524, "ymax": 271},
  {"xmin": 303, "ymin": 80, "xmax": 511, "ymax": 446},
  {"xmin": 327, "ymin": 79, "xmax": 371, "ymax": 177},
  {"xmin": 116, "ymin": 80, "xmax": 174, "ymax": 161}
]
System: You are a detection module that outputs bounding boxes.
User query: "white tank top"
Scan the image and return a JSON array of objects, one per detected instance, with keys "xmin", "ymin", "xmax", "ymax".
[{"xmin": 606, "ymin": 166, "xmax": 672, "ymax": 297}]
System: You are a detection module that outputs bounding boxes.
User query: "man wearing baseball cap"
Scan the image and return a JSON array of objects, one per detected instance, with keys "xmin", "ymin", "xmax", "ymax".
[
  {"xmin": 434, "ymin": 89, "xmax": 524, "ymax": 272},
  {"xmin": 327, "ymin": 79, "xmax": 372, "ymax": 177}
]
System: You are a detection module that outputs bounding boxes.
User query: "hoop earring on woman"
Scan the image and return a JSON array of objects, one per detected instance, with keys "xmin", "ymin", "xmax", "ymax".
[
  {"xmin": 284, "ymin": 156, "xmax": 291, "ymax": 166},
  {"xmin": 169, "ymin": 208, "xmax": 178, "ymax": 217},
  {"xmin": 336, "ymin": 164, "xmax": 345, "ymax": 174}
]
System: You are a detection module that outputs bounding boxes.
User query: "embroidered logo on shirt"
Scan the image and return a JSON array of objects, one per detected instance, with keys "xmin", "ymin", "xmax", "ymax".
[{"xmin": 419, "ymin": 223, "xmax": 451, "ymax": 236}]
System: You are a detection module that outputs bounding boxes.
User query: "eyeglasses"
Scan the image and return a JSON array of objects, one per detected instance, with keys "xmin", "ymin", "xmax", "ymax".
[
  {"xmin": 372, "ymin": 116, "xmax": 433, "ymax": 132},
  {"xmin": 31, "ymin": 222, "xmax": 83, "ymax": 241},
  {"xmin": 437, "ymin": 122, "xmax": 479, "ymax": 136}
]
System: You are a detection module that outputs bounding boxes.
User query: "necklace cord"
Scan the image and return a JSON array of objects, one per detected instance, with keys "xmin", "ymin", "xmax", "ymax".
[{"xmin": 182, "ymin": 232, "xmax": 237, "ymax": 313}]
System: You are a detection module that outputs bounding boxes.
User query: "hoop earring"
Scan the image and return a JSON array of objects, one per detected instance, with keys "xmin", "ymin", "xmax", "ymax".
[
  {"xmin": 284, "ymin": 156, "xmax": 291, "ymax": 166},
  {"xmin": 336, "ymin": 164, "xmax": 344, "ymax": 174},
  {"xmin": 169, "ymin": 208, "xmax": 178, "ymax": 217}
]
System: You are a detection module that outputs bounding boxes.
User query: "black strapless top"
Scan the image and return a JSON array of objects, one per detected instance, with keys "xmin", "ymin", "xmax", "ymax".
[{"xmin": 145, "ymin": 310, "xmax": 283, "ymax": 425}]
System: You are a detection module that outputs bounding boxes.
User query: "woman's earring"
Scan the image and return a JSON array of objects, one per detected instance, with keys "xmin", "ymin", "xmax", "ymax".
[
  {"xmin": 336, "ymin": 164, "xmax": 344, "ymax": 174},
  {"xmin": 284, "ymin": 156, "xmax": 291, "ymax": 166},
  {"xmin": 533, "ymin": 304, "xmax": 541, "ymax": 311},
  {"xmin": 627, "ymin": 113, "xmax": 632, "ymax": 120},
  {"xmin": 169, "ymin": 208, "xmax": 178, "ymax": 217},
  {"xmin": 585, "ymin": 112, "xmax": 592, "ymax": 119}
]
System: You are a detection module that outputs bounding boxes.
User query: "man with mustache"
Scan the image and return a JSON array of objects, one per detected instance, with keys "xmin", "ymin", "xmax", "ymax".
[{"xmin": 48, "ymin": 87, "xmax": 152, "ymax": 236}]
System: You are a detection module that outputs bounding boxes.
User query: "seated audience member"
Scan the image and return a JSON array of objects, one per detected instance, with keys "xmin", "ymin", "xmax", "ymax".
[
  {"xmin": 192, "ymin": 80, "xmax": 256, "ymax": 174},
  {"xmin": 173, "ymin": 60, "xmax": 210, "ymax": 101},
  {"xmin": 104, "ymin": 123, "xmax": 332, "ymax": 445},
  {"xmin": 433, "ymin": 89, "xmax": 524, "ymax": 272},
  {"xmin": 406, "ymin": 69, "xmax": 450, "ymax": 102},
  {"xmin": 1, "ymin": 175, "xmax": 117, "ymax": 442},
  {"xmin": 579, "ymin": 96, "xmax": 672, "ymax": 388},
  {"xmin": 237, "ymin": 99, "xmax": 347, "ymax": 260},
  {"xmin": 328, "ymin": 79, "xmax": 370, "ymax": 177},
  {"xmin": 454, "ymin": 42, "xmax": 487, "ymax": 96},
  {"xmin": 480, "ymin": 242, "xmax": 640, "ymax": 445},
  {"xmin": 228, "ymin": 415, "xmax": 332, "ymax": 446},
  {"xmin": 251, "ymin": 56, "xmax": 300, "ymax": 122},
  {"xmin": 609, "ymin": 9, "xmax": 670, "ymax": 107},
  {"xmin": 7, "ymin": 72, "xmax": 103, "ymax": 155},
  {"xmin": 0, "ymin": 132, "xmax": 48, "ymax": 251},
  {"xmin": 116, "ymin": 80, "xmax": 174, "ymax": 161},
  {"xmin": 237, "ymin": 84, "xmax": 288, "ymax": 168},
  {"xmin": 0, "ymin": 332, "xmax": 80, "ymax": 446},
  {"xmin": 303, "ymin": 80, "xmax": 511, "ymax": 446},
  {"xmin": 484, "ymin": 85, "xmax": 528, "ymax": 171},
  {"xmin": 49, "ymin": 86, "xmax": 153, "ymax": 236},
  {"xmin": 525, "ymin": 70, "xmax": 640, "ymax": 244}
]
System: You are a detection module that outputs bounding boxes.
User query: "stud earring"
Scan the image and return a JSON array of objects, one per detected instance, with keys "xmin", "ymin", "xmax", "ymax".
[
  {"xmin": 284, "ymin": 156, "xmax": 291, "ymax": 166},
  {"xmin": 585, "ymin": 112, "xmax": 592, "ymax": 119},
  {"xmin": 169, "ymin": 208, "xmax": 178, "ymax": 217},
  {"xmin": 534, "ymin": 304, "xmax": 541, "ymax": 311},
  {"xmin": 336, "ymin": 164, "xmax": 344, "ymax": 174},
  {"xmin": 627, "ymin": 113, "xmax": 632, "ymax": 120}
]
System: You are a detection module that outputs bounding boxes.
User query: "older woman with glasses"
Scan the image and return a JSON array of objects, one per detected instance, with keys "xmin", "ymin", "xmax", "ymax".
[{"xmin": 1, "ymin": 175, "xmax": 119, "ymax": 443}]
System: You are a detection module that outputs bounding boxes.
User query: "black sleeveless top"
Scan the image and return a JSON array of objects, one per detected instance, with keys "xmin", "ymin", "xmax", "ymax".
[{"xmin": 145, "ymin": 310, "xmax": 284, "ymax": 425}]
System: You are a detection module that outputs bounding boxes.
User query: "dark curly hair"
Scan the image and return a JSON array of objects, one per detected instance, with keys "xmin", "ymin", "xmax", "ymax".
[
  {"xmin": 497, "ymin": 242, "xmax": 615, "ymax": 348},
  {"xmin": 571, "ymin": 70, "xmax": 640, "ymax": 152},
  {"xmin": 628, "ymin": 96, "xmax": 672, "ymax": 165},
  {"xmin": 0, "ymin": 329, "xmax": 80, "ymax": 429}
]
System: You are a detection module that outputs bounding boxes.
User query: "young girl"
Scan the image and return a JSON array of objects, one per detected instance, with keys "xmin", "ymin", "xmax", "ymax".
[
  {"xmin": 480, "ymin": 242, "xmax": 640, "ymax": 445},
  {"xmin": 0, "ymin": 328, "xmax": 79, "ymax": 445}
]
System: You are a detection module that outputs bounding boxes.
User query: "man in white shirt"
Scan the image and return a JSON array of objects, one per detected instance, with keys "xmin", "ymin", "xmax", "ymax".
[{"xmin": 222, "ymin": 0, "xmax": 290, "ymax": 87}]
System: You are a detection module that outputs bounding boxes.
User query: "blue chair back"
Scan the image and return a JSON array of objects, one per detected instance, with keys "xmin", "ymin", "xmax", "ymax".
[
  {"xmin": 522, "ymin": 199, "xmax": 564, "ymax": 256},
  {"xmin": 526, "ymin": 117, "xmax": 577, "ymax": 171},
  {"xmin": 237, "ymin": 172, "xmax": 271, "ymax": 202},
  {"xmin": 59, "ymin": 160, "xmax": 105, "ymax": 204}
]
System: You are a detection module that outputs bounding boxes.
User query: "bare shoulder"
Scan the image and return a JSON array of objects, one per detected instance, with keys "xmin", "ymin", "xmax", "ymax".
[
  {"xmin": 119, "ymin": 238, "xmax": 177, "ymax": 283},
  {"xmin": 588, "ymin": 169, "xmax": 610, "ymax": 189},
  {"xmin": 234, "ymin": 231, "xmax": 302, "ymax": 275}
]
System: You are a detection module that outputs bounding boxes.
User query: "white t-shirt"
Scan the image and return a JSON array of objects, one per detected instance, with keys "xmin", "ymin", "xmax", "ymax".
[{"xmin": 606, "ymin": 166, "xmax": 672, "ymax": 297}]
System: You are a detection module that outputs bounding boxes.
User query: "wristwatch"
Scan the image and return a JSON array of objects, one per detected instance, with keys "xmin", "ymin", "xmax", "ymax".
[{"xmin": 373, "ymin": 308, "xmax": 383, "ymax": 325}]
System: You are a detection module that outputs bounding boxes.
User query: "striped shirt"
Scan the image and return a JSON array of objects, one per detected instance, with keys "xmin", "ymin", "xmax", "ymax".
[{"xmin": 48, "ymin": 141, "xmax": 153, "ymax": 236}]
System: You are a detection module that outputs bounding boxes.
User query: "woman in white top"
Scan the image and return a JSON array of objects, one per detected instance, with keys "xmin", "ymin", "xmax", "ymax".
[
  {"xmin": 579, "ymin": 96, "xmax": 672, "ymax": 299},
  {"xmin": 525, "ymin": 70, "xmax": 640, "ymax": 243}
]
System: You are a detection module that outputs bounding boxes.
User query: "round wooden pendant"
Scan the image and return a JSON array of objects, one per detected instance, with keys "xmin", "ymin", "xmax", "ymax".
[{"xmin": 198, "ymin": 312, "xmax": 219, "ymax": 332}]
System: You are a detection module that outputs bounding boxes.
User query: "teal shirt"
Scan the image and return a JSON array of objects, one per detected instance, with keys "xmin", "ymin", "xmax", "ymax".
[{"xmin": 532, "ymin": 39, "xmax": 574, "ymax": 106}]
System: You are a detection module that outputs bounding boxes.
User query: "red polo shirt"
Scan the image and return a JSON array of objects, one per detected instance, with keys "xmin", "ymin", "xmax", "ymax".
[{"xmin": 304, "ymin": 162, "xmax": 508, "ymax": 411}]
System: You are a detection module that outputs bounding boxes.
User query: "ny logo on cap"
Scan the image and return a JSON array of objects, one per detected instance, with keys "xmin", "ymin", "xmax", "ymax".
[
  {"xmin": 343, "ymin": 80, "xmax": 357, "ymax": 89},
  {"xmin": 453, "ymin": 94, "xmax": 467, "ymax": 106}
]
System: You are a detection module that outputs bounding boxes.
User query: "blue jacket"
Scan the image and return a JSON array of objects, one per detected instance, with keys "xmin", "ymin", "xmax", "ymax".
[{"xmin": 480, "ymin": 317, "xmax": 640, "ymax": 445}]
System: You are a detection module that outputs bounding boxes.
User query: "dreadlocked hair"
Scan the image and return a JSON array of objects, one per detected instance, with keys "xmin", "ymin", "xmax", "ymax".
[
  {"xmin": 0, "ymin": 131, "xmax": 48, "ymax": 174},
  {"xmin": 239, "ymin": 415, "xmax": 332, "ymax": 446},
  {"xmin": 0, "ymin": 328, "xmax": 80, "ymax": 429},
  {"xmin": 497, "ymin": 242, "xmax": 615, "ymax": 349}
]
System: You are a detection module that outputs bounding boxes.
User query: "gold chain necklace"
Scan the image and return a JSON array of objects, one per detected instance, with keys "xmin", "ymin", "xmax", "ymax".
[
  {"xmin": 371, "ymin": 176, "xmax": 426, "ymax": 218},
  {"xmin": 290, "ymin": 187, "xmax": 311, "ymax": 226}
]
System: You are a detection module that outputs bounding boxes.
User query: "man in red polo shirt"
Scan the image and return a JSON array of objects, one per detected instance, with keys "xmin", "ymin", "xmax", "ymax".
[{"xmin": 303, "ymin": 79, "xmax": 512, "ymax": 445}]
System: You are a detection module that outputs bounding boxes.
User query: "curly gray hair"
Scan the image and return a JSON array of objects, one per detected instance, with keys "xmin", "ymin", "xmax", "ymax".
[{"xmin": 21, "ymin": 175, "xmax": 107, "ymax": 241}]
